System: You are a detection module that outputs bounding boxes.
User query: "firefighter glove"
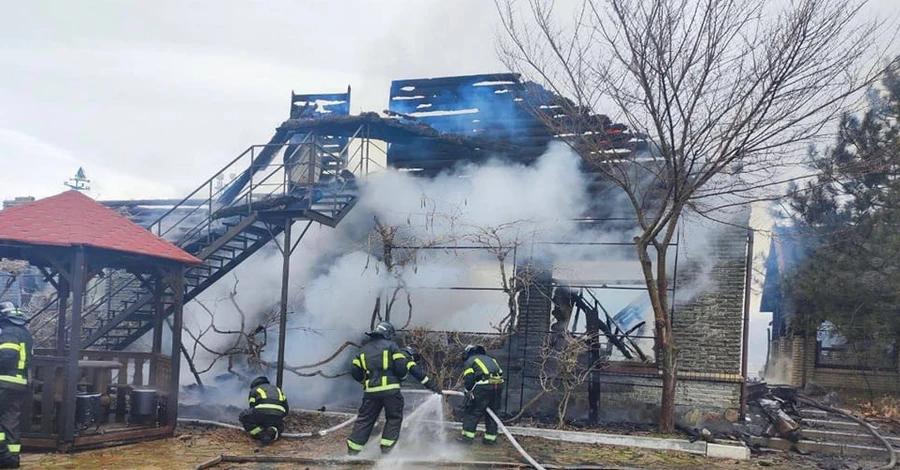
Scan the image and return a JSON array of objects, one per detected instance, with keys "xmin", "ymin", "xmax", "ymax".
[{"xmin": 428, "ymin": 381, "xmax": 443, "ymax": 395}]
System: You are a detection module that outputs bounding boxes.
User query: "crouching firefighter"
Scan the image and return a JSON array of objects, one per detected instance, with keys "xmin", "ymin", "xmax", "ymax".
[
  {"xmin": 239, "ymin": 376, "xmax": 289, "ymax": 445},
  {"xmin": 0, "ymin": 302, "xmax": 32, "ymax": 469},
  {"xmin": 458, "ymin": 344, "xmax": 504, "ymax": 445},
  {"xmin": 401, "ymin": 346, "xmax": 443, "ymax": 396},
  {"xmin": 347, "ymin": 321, "xmax": 408, "ymax": 455}
]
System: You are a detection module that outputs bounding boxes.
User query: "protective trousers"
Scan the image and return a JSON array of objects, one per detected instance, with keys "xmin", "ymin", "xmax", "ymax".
[
  {"xmin": 0, "ymin": 388, "xmax": 24, "ymax": 468},
  {"xmin": 461, "ymin": 385, "xmax": 503, "ymax": 443},
  {"xmin": 347, "ymin": 390, "xmax": 404, "ymax": 454},
  {"xmin": 239, "ymin": 409, "xmax": 285, "ymax": 444}
]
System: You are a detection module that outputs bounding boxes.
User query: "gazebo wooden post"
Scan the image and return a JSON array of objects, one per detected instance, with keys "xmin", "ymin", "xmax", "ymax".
[
  {"xmin": 167, "ymin": 269, "xmax": 184, "ymax": 427},
  {"xmin": 60, "ymin": 247, "xmax": 86, "ymax": 443},
  {"xmin": 55, "ymin": 276, "xmax": 70, "ymax": 355},
  {"xmin": 149, "ymin": 271, "xmax": 165, "ymax": 385}
]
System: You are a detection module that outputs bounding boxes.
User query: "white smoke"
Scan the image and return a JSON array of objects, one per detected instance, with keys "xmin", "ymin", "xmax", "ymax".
[{"xmin": 180, "ymin": 142, "xmax": 744, "ymax": 410}]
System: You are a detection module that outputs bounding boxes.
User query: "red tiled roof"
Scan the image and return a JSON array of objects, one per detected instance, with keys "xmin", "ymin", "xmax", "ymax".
[{"xmin": 0, "ymin": 191, "xmax": 200, "ymax": 265}]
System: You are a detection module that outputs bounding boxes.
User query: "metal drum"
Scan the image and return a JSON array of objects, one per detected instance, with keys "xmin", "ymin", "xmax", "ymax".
[
  {"xmin": 75, "ymin": 393, "xmax": 101, "ymax": 425},
  {"xmin": 130, "ymin": 389, "xmax": 158, "ymax": 417}
]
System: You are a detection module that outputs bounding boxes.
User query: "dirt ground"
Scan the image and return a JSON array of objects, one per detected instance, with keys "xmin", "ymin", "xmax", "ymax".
[{"xmin": 21, "ymin": 422, "xmax": 821, "ymax": 470}]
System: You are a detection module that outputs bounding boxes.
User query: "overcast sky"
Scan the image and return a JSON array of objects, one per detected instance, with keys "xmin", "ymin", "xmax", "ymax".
[
  {"xmin": 1, "ymin": 0, "xmax": 898, "ymax": 203},
  {"xmin": 0, "ymin": 0, "xmax": 506, "ymax": 202}
]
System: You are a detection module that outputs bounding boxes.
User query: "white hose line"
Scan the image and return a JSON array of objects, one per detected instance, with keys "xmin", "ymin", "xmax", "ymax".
[
  {"xmin": 179, "ymin": 389, "xmax": 546, "ymax": 469},
  {"xmin": 177, "ymin": 418, "xmax": 243, "ymax": 431},
  {"xmin": 176, "ymin": 415, "xmax": 356, "ymax": 439},
  {"xmin": 443, "ymin": 390, "xmax": 548, "ymax": 470}
]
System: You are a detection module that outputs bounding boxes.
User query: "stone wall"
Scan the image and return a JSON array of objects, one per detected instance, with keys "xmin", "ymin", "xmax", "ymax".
[
  {"xmin": 595, "ymin": 374, "xmax": 742, "ymax": 425},
  {"xmin": 501, "ymin": 213, "xmax": 752, "ymax": 424},
  {"xmin": 501, "ymin": 372, "xmax": 742, "ymax": 426},
  {"xmin": 673, "ymin": 217, "xmax": 750, "ymax": 376}
]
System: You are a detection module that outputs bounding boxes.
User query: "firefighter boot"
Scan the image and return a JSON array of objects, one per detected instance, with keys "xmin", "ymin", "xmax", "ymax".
[
  {"xmin": 456, "ymin": 431, "xmax": 475, "ymax": 445},
  {"xmin": 259, "ymin": 427, "xmax": 276, "ymax": 446},
  {"xmin": 0, "ymin": 458, "xmax": 18, "ymax": 469}
]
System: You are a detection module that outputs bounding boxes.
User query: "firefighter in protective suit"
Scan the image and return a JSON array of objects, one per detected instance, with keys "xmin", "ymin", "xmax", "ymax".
[
  {"xmin": 0, "ymin": 302, "xmax": 31, "ymax": 469},
  {"xmin": 239, "ymin": 376, "xmax": 289, "ymax": 445},
  {"xmin": 347, "ymin": 322, "xmax": 408, "ymax": 455},
  {"xmin": 458, "ymin": 344, "xmax": 504, "ymax": 445},
  {"xmin": 400, "ymin": 346, "xmax": 443, "ymax": 395}
]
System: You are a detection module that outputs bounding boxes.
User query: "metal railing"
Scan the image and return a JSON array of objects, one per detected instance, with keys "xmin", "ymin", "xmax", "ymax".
[{"xmin": 30, "ymin": 125, "xmax": 376, "ymax": 345}]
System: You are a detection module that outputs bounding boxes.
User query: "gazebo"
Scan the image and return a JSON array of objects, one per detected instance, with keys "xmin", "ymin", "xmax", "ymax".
[{"xmin": 0, "ymin": 190, "xmax": 200, "ymax": 451}]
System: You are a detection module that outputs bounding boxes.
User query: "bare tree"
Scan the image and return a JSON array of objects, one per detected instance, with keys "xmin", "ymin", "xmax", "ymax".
[
  {"xmin": 367, "ymin": 207, "xmax": 460, "ymax": 329},
  {"xmin": 498, "ymin": 0, "xmax": 893, "ymax": 431},
  {"xmin": 541, "ymin": 334, "xmax": 602, "ymax": 428},
  {"xmin": 465, "ymin": 220, "xmax": 537, "ymax": 334},
  {"xmin": 178, "ymin": 275, "xmax": 349, "ymax": 387},
  {"xmin": 0, "ymin": 259, "xmax": 29, "ymax": 299}
]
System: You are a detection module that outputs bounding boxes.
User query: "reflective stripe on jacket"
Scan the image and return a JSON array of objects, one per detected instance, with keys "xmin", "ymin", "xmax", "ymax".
[
  {"xmin": 0, "ymin": 322, "xmax": 32, "ymax": 389},
  {"xmin": 350, "ymin": 338, "xmax": 408, "ymax": 393},
  {"xmin": 248, "ymin": 383, "xmax": 289, "ymax": 416},
  {"xmin": 462, "ymin": 353, "xmax": 503, "ymax": 391},
  {"xmin": 403, "ymin": 352, "xmax": 432, "ymax": 386}
]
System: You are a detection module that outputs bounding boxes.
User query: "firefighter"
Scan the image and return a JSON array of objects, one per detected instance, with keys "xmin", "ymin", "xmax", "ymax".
[
  {"xmin": 400, "ymin": 345, "xmax": 443, "ymax": 395},
  {"xmin": 458, "ymin": 344, "xmax": 504, "ymax": 445},
  {"xmin": 0, "ymin": 301, "xmax": 31, "ymax": 469},
  {"xmin": 239, "ymin": 376, "xmax": 289, "ymax": 446},
  {"xmin": 347, "ymin": 321, "xmax": 408, "ymax": 456}
]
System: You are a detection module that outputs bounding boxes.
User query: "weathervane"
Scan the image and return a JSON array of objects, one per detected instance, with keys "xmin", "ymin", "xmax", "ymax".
[{"xmin": 64, "ymin": 167, "xmax": 91, "ymax": 191}]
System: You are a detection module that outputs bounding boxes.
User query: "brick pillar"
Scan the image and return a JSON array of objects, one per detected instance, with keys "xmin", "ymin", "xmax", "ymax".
[
  {"xmin": 790, "ymin": 335, "xmax": 805, "ymax": 387},
  {"xmin": 789, "ymin": 335, "xmax": 816, "ymax": 387},
  {"xmin": 515, "ymin": 261, "xmax": 553, "ymax": 371},
  {"xmin": 505, "ymin": 260, "xmax": 553, "ymax": 414},
  {"xmin": 804, "ymin": 336, "xmax": 817, "ymax": 386}
]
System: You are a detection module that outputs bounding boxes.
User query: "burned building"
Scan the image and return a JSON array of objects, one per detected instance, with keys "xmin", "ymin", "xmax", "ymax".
[{"xmin": 16, "ymin": 72, "xmax": 754, "ymax": 442}]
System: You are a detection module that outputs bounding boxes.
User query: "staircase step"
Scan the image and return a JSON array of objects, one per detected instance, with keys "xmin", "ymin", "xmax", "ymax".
[
  {"xmin": 203, "ymin": 254, "xmax": 233, "ymax": 263},
  {"xmin": 803, "ymin": 418, "xmax": 874, "ymax": 432},
  {"xmin": 799, "ymin": 408, "xmax": 829, "ymax": 419},
  {"xmin": 750, "ymin": 436, "xmax": 890, "ymax": 458},
  {"xmin": 801, "ymin": 429, "xmax": 900, "ymax": 447}
]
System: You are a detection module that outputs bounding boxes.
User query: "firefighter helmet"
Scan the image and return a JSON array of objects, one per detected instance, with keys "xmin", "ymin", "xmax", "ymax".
[
  {"xmin": 250, "ymin": 376, "xmax": 270, "ymax": 389},
  {"xmin": 463, "ymin": 344, "xmax": 486, "ymax": 360},
  {"xmin": 0, "ymin": 301, "xmax": 26, "ymax": 326},
  {"xmin": 367, "ymin": 321, "xmax": 395, "ymax": 340}
]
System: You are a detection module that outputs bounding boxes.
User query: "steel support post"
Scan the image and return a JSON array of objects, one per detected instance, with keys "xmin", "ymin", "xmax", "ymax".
[
  {"xmin": 740, "ymin": 231, "xmax": 754, "ymax": 420},
  {"xmin": 276, "ymin": 218, "xmax": 292, "ymax": 388}
]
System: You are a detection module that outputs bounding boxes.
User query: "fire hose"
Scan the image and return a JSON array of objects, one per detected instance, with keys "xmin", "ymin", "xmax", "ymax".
[
  {"xmin": 442, "ymin": 390, "xmax": 547, "ymax": 470},
  {"xmin": 797, "ymin": 394, "xmax": 896, "ymax": 470},
  {"xmin": 180, "ymin": 391, "xmax": 547, "ymax": 469},
  {"xmin": 177, "ymin": 413, "xmax": 357, "ymax": 439}
]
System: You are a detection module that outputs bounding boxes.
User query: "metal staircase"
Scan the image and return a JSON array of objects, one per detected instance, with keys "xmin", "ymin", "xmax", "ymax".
[{"xmin": 32, "ymin": 127, "xmax": 366, "ymax": 351}]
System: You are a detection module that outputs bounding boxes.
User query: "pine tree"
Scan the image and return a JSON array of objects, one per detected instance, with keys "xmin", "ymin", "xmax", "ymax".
[{"xmin": 785, "ymin": 63, "xmax": 900, "ymax": 351}]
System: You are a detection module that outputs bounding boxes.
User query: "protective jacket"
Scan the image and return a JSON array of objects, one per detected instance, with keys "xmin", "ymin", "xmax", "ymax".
[
  {"xmin": 351, "ymin": 337, "xmax": 408, "ymax": 393},
  {"xmin": 403, "ymin": 354, "xmax": 429, "ymax": 385},
  {"xmin": 462, "ymin": 353, "xmax": 504, "ymax": 392},
  {"xmin": 0, "ymin": 320, "xmax": 32, "ymax": 390},
  {"xmin": 248, "ymin": 383, "xmax": 289, "ymax": 416}
]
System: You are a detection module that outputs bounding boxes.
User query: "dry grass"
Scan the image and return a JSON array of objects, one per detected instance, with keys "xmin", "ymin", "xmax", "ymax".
[{"xmin": 858, "ymin": 395, "xmax": 900, "ymax": 420}]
